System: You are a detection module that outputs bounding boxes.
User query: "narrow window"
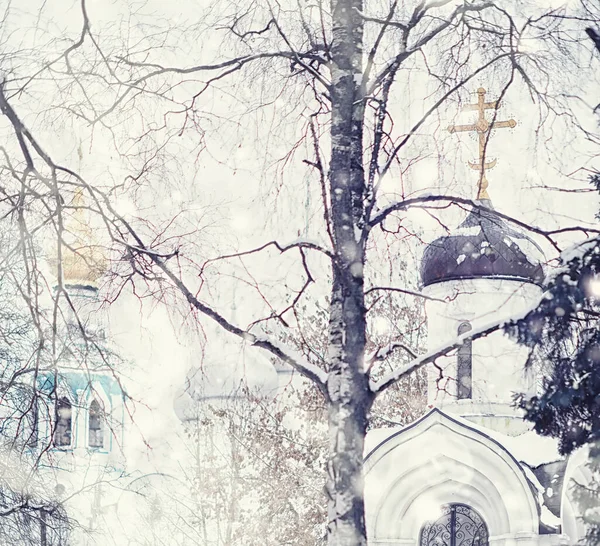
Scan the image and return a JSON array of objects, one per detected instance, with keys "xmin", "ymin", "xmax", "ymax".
[
  {"xmin": 457, "ymin": 321, "xmax": 472, "ymax": 399},
  {"xmin": 88, "ymin": 399, "xmax": 104, "ymax": 448},
  {"xmin": 54, "ymin": 398, "xmax": 72, "ymax": 447}
]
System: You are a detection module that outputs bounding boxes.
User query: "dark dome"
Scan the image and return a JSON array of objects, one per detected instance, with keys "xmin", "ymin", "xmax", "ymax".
[{"xmin": 421, "ymin": 203, "xmax": 544, "ymax": 287}]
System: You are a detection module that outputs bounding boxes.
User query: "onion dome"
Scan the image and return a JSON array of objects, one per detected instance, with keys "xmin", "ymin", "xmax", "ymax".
[
  {"xmin": 173, "ymin": 335, "xmax": 279, "ymax": 422},
  {"xmin": 59, "ymin": 190, "xmax": 107, "ymax": 289},
  {"xmin": 421, "ymin": 201, "xmax": 544, "ymax": 287}
]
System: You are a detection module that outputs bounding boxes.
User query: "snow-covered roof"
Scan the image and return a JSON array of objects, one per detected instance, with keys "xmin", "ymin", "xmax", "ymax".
[
  {"xmin": 365, "ymin": 408, "xmax": 565, "ymax": 534},
  {"xmin": 364, "ymin": 408, "xmax": 542, "ymax": 538},
  {"xmin": 364, "ymin": 424, "xmax": 403, "ymax": 455},
  {"xmin": 366, "ymin": 410, "xmax": 561, "ymax": 467},
  {"xmin": 446, "ymin": 412, "xmax": 563, "ymax": 467}
]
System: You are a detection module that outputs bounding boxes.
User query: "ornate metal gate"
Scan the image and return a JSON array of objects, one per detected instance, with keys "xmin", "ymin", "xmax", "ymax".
[{"xmin": 419, "ymin": 504, "xmax": 489, "ymax": 546}]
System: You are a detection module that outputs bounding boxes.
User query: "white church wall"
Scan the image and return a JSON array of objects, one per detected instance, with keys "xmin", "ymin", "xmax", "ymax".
[
  {"xmin": 423, "ymin": 278, "xmax": 541, "ymax": 434},
  {"xmin": 560, "ymin": 447, "xmax": 592, "ymax": 545}
]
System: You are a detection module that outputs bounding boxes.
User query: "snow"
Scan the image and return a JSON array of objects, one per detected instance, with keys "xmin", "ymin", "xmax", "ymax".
[
  {"xmin": 364, "ymin": 404, "xmax": 564, "ymax": 539},
  {"xmin": 585, "ymin": 276, "xmax": 600, "ymax": 298},
  {"xmin": 364, "ymin": 425, "xmax": 402, "ymax": 455},
  {"xmin": 449, "ymin": 412, "xmax": 563, "ymax": 467},
  {"xmin": 585, "ymin": 506, "xmax": 600, "ymax": 523},
  {"xmin": 350, "ymin": 262, "xmax": 363, "ymax": 278},
  {"xmin": 560, "ymin": 237, "xmax": 599, "ymax": 264},
  {"xmin": 541, "ymin": 505, "xmax": 562, "ymax": 528},
  {"xmin": 341, "ymin": 242, "xmax": 358, "ymax": 260},
  {"xmin": 510, "ymin": 235, "xmax": 546, "ymax": 263},
  {"xmin": 365, "ymin": 406, "xmax": 562, "ymax": 467},
  {"xmin": 522, "ymin": 462, "xmax": 544, "ymax": 495},
  {"xmin": 364, "ymin": 407, "xmax": 564, "ymax": 536},
  {"xmin": 354, "ymin": 225, "xmax": 363, "ymax": 243},
  {"xmin": 543, "ymin": 237, "xmax": 600, "ymax": 285},
  {"xmin": 283, "ymin": 237, "xmax": 328, "ymax": 249},
  {"xmin": 455, "ymin": 226, "xmax": 482, "ymax": 236}
]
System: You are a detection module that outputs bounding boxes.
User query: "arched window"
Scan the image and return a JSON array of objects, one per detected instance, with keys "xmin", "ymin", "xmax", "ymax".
[
  {"xmin": 420, "ymin": 504, "xmax": 489, "ymax": 546},
  {"xmin": 88, "ymin": 399, "xmax": 104, "ymax": 448},
  {"xmin": 54, "ymin": 397, "xmax": 72, "ymax": 447},
  {"xmin": 457, "ymin": 321, "xmax": 473, "ymax": 399}
]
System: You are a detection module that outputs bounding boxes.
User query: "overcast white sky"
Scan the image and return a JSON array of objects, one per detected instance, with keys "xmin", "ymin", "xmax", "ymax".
[{"xmin": 1, "ymin": 0, "xmax": 598, "ymax": 423}]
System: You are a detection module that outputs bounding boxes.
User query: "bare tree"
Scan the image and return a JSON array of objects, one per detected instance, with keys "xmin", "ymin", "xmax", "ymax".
[
  {"xmin": 162, "ymin": 293, "xmax": 426, "ymax": 545},
  {"xmin": 0, "ymin": 0, "xmax": 598, "ymax": 544},
  {"xmin": 0, "ymin": 227, "xmax": 72, "ymax": 543}
]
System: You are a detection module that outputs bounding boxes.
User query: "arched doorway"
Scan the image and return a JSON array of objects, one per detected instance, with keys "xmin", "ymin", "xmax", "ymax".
[{"xmin": 419, "ymin": 504, "xmax": 489, "ymax": 546}]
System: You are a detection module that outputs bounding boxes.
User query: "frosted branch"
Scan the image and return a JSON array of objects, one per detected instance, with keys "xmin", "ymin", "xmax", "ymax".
[{"xmin": 370, "ymin": 300, "xmax": 541, "ymax": 393}]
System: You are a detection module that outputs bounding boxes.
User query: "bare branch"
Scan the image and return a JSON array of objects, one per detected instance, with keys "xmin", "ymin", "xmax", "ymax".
[
  {"xmin": 369, "ymin": 194, "xmax": 600, "ymax": 252},
  {"xmin": 0, "ymin": 85, "xmax": 330, "ymax": 397},
  {"xmin": 377, "ymin": 53, "xmax": 513, "ymax": 180},
  {"xmin": 365, "ymin": 341, "xmax": 417, "ymax": 375},
  {"xmin": 371, "ymin": 315, "xmax": 509, "ymax": 393},
  {"xmin": 94, "ymin": 51, "xmax": 329, "ymax": 124},
  {"xmin": 364, "ymin": 285, "xmax": 445, "ymax": 302}
]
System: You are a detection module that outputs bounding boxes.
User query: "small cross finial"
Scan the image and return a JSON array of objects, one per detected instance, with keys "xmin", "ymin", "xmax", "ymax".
[{"xmin": 448, "ymin": 88, "xmax": 516, "ymax": 200}]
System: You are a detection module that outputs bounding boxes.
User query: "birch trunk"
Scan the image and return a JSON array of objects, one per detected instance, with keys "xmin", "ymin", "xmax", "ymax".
[{"xmin": 327, "ymin": 0, "xmax": 372, "ymax": 544}]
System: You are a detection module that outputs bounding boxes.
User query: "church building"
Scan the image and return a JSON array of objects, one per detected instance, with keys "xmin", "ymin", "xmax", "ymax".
[
  {"xmin": 363, "ymin": 90, "xmax": 590, "ymax": 546},
  {"xmin": 7, "ymin": 90, "xmax": 594, "ymax": 546}
]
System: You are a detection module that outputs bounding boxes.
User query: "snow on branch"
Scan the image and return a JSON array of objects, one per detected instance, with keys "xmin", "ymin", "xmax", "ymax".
[
  {"xmin": 364, "ymin": 285, "xmax": 445, "ymax": 302},
  {"xmin": 370, "ymin": 299, "xmax": 541, "ymax": 394},
  {"xmin": 365, "ymin": 341, "xmax": 417, "ymax": 376},
  {"xmin": 115, "ymin": 220, "xmax": 331, "ymax": 392},
  {"xmin": 0, "ymin": 84, "xmax": 329, "ymax": 395},
  {"xmin": 251, "ymin": 334, "xmax": 328, "ymax": 384},
  {"xmin": 559, "ymin": 237, "xmax": 600, "ymax": 265}
]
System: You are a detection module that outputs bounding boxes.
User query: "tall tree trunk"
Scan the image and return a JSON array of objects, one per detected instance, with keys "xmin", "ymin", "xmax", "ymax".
[{"xmin": 327, "ymin": 0, "xmax": 372, "ymax": 544}]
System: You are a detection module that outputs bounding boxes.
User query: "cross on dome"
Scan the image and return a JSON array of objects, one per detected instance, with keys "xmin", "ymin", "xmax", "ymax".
[
  {"xmin": 422, "ymin": 91, "xmax": 542, "ymax": 288},
  {"xmin": 448, "ymin": 88, "xmax": 516, "ymax": 200}
]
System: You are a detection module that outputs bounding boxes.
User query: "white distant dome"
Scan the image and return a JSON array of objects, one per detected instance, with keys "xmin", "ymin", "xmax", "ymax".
[
  {"xmin": 173, "ymin": 388, "xmax": 196, "ymax": 422},
  {"xmin": 173, "ymin": 332, "xmax": 279, "ymax": 421}
]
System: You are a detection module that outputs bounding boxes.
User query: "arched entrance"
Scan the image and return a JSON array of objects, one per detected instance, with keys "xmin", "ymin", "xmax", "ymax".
[{"xmin": 419, "ymin": 504, "xmax": 489, "ymax": 546}]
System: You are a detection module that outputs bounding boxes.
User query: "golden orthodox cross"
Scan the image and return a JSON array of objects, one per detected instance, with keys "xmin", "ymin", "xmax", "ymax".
[{"xmin": 448, "ymin": 87, "xmax": 516, "ymax": 200}]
